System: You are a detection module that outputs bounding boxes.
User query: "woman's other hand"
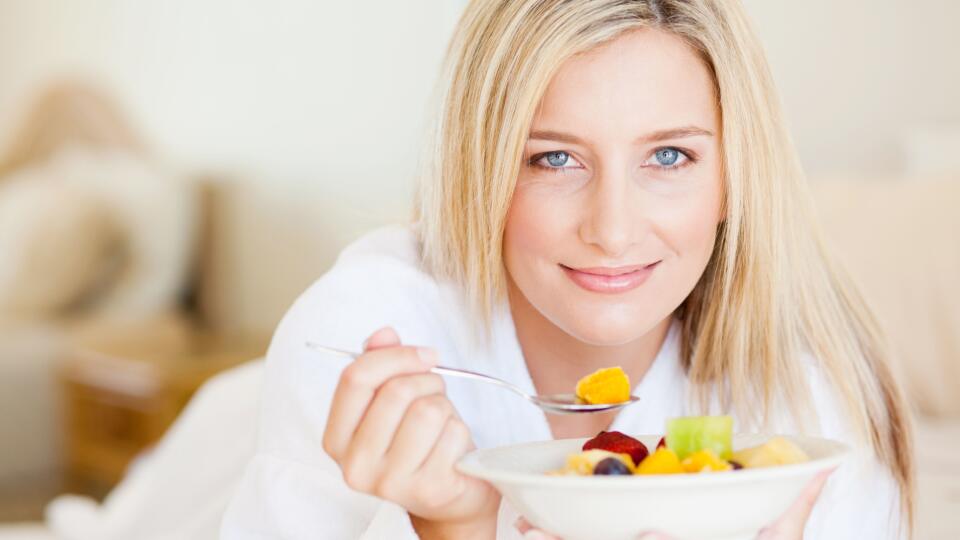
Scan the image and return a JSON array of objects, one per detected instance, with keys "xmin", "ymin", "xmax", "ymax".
[
  {"xmin": 322, "ymin": 326, "xmax": 501, "ymax": 540},
  {"xmin": 515, "ymin": 467, "xmax": 836, "ymax": 540},
  {"xmin": 755, "ymin": 467, "xmax": 835, "ymax": 539}
]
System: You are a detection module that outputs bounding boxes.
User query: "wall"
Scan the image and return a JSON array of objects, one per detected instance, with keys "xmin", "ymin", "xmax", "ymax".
[
  {"xmin": 743, "ymin": 0, "xmax": 960, "ymax": 175},
  {"xmin": 0, "ymin": 1, "xmax": 464, "ymax": 332},
  {"xmin": 0, "ymin": 1, "xmax": 956, "ymax": 333}
]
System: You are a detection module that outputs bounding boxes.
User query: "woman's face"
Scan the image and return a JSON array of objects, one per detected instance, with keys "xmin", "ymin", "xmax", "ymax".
[{"xmin": 503, "ymin": 28, "xmax": 724, "ymax": 346}]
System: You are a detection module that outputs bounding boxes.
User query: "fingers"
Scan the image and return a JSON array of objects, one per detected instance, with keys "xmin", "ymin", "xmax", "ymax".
[
  {"xmin": 342, "ymin": 373, "xmax": 447, "ymax": 488},
  {"xmin": 515, "ymin": 516, "xmax": 673, "ymax": 540},
  {"xmin": 514, "ymin": 517, "xmax": 561, "ymax": 540},
  {"xmin": 383, "ymin": 393, "xmax": 456, "ymax": 475},
  {"xmin": 521, "ymin": 529, "xmax": 560, "ymax": 540},
  {"xmin": 404, "ymin": 415, "xmax": 488, "ymax": 514},
  {"xmin": 758, "ymin": 466, "xmax": 836, "ymax": 539},
  {"xmin": 364, "ymin": 326, "xmax": 401, "ymax": 351},
  {"xmin": 514, "ymin": 518, "xmax": 533, "ymax": 534},
  {"xmin": 323, "ymin": 327, "xmax": 439, "ymax": 460},
  {"xmin": 783, "ymin": 467, "xmax": 836, "ymax": 527},
  {"xmin": 322, "ymin": 328, "xmax": 499, "ymax": 524},
  {"xmin": 419, "ymin": 415, "xmax": 473, "ymax": 478}
]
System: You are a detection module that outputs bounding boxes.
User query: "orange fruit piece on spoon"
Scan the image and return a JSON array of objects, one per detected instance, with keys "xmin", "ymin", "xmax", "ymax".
[{"xmin": 575, "ymin": 366, "xmax": 631, "ymax": 405}]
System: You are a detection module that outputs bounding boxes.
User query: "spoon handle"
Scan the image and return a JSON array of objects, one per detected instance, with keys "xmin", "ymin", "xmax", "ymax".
[
  {"xmin": 430, "ymin": 366, "xmax": 529, "ymax": 398},
  {"xmin": 305, "ymin": 342, "xmax": 359, "ymax": 360},
  {"xmin": 304, "ymin": 342, "xmax": 530, "ymax": 399}
]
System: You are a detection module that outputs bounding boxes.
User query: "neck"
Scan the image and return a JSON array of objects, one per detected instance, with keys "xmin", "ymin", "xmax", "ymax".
[{"xmin": 507, "ymin": 280, "xmax": 673, "ymax": 399}]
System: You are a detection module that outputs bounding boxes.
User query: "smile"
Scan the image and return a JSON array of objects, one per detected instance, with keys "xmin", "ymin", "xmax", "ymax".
[{"xmin": 560, "ymin": 261, "xmax": 660, "ymax": 294}]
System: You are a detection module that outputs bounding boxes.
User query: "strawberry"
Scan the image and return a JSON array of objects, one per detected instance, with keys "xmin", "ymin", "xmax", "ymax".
[
  {"xmin": 582, "ymin": 431, "xmax": 649, "ymax": 467},
  {"xmin": 656, "ymin": 436, "xmax": 667, "ymax": 449}
]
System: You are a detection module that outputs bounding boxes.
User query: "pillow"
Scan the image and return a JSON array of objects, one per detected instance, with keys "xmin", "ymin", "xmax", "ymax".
[
  {"xmin": 0, "ymin": 145, "xmax": 198, "ymax": 321},
  {"xmin": 0, "ymin": 177, "xmax": 120, "ymax": 320},
  {"xmin": 58, "ymin": 146, "xmax": 197, "ymax": 319}
]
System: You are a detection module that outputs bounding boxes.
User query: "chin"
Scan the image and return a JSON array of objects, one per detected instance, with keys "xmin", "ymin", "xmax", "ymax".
[{"xmin": 553, "ymin": 306, "xmax": 662, "ymax": 347}]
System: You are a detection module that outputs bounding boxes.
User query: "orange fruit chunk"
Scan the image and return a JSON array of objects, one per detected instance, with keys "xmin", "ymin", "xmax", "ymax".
[
  {"xmin": 575, "ymin": 366, "xmax": 631, "ymax": 405},
  {"xmin": 680, "ymin": 449, "xmax": 732, "ymax": 473},
  {"xmin": 635, "ymin": 447, "xmax": 685, "ymax": 475}
]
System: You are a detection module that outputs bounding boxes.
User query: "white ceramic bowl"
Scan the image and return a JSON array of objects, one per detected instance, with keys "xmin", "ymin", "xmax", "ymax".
[{"xmin": 457, "ymin": 434, "xmax": 849, "ymax": 540}]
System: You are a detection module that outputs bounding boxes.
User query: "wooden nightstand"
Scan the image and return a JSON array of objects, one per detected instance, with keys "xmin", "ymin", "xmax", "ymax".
[{"xmin": 59, "ymin": 325, "xmax": 266, "ymax": 497}]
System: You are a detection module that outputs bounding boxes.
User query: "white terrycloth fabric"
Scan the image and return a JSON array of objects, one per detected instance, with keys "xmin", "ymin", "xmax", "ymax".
[{"xmin": 221, "ymin": 225, "xmax": 904, "ymax": 540}]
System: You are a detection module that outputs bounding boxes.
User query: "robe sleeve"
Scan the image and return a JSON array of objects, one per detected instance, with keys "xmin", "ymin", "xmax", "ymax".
[
  {"xmin": 220, "ymin": 239, "xmax": 447, "ymax": 539},
  {"xmin": 801, "ymin": 358, "xmax": 906, "ymax": 540}
]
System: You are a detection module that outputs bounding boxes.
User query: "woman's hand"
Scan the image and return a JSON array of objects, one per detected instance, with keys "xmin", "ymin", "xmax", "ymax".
[
  {"xmin": 322, "ymin": 327, "xmax": 501, "ymax": 540},
  {"xmin": 515, "ymin": 467, "xmax": 836, "ymax": 539},
  {"xmin": 754, "ymin": 466, "xmax": 835, "ymax": 539}
]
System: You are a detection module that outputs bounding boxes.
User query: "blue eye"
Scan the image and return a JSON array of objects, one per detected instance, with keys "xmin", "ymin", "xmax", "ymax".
[
  {"xmin": 530, "ymin": 150, "xmax": 583, "ymax": 173},
  {"xmin": 644, "ymin": 146, "xmax": 692, "ymax": 170},
  {"xmin": 655, "ymin": 148, "xmax": 679, "ymax": 166},
  {"xmin": 545, "ymin": 151, "xmax": 569, "ymax": 167}
]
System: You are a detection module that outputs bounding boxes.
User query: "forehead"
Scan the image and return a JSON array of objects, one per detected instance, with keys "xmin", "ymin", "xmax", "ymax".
[{"xmin": 531, "ymin": 28, "xmax": 718, "ymax": 137}]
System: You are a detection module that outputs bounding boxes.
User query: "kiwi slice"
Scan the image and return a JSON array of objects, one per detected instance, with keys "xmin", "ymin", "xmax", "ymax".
[{"xmin": 665, "ymin": 415, "xmax": 733, "ymax": 460}]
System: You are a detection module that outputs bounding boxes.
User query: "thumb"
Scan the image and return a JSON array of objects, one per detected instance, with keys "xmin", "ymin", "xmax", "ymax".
[
  {"xmin": 363, "ymin": 326, "xmax": 401, "ymax": 351},
  {"xmin": 514, "ymin": 518, "xmax": 561, "ymax": 539},
  {"xmin": 759, "ymin": 466, "xmax": 836, "ymax": 539}
]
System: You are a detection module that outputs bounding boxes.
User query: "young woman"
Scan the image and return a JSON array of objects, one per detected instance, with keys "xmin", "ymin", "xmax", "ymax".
[{"xmin": 222, "ymin": 1, "xmax": 914, "ymax": 538}]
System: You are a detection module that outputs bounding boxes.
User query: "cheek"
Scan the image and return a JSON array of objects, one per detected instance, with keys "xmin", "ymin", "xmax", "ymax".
[
  {"xmin": 652, "ymin": 175, "xmax": 724, "ymax": 275},
  {"xmin": 503, "ymin": 185, "xmax": 579, "ymax": 271},
  {"xmin": 662, "ymin": 196, "xmax": 720, "ymax": 255}
]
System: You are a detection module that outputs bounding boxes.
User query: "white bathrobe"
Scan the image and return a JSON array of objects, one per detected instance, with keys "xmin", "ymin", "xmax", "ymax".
[{"xmin": 220, "ymin": 225, "xmax": 903, "ymax": 539}]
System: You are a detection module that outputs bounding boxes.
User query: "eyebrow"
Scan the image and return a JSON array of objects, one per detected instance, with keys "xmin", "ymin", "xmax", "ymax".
[{"xmin": 528, "ymin": 126, "xmax": 715, "ymax": 145}]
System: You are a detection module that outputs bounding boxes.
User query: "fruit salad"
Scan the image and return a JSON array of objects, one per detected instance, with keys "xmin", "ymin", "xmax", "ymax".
[
  {"xmin": 550, "ymin": 415, "xmax": 810, "ymax": 476},
  {"xmin": 575, "ymin": 366, "xmax": 631, "ymax": 405}
]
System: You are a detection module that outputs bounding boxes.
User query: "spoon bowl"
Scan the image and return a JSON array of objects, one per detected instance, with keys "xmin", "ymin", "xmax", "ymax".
[{"xmin": 530, "ymin": 393, "xmax": 640, "ymax": 414}]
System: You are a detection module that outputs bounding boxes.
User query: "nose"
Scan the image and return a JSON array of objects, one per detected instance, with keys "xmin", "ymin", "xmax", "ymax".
[{"xmin": 578, "ymin": 167, "xmax": 645, "ymax": 258}]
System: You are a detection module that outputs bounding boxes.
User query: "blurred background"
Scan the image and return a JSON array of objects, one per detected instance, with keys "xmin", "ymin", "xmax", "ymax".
[{"xmin": 0, "ymin": 1, "xmax": 956, "ymax": 539}]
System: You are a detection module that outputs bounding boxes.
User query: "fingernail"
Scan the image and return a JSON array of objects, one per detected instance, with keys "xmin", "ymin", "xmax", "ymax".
[
  {"xmin": 417, "ymin": 347, "xmax": 439, "ymax": 366},
  {"xmin": 523, "ymin": 530, "xmax": 552, "ymax": 540}
]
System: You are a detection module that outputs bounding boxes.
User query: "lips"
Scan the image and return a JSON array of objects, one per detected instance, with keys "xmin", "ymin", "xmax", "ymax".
[{"xmin": 561, "ymin": 261, "xmax": 660, "ymax": 294}]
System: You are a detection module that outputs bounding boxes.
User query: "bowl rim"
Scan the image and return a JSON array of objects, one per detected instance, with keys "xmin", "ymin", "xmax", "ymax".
[{"xmin": 457, "ymin": 434, "xmax": 850, "ymax": 488}]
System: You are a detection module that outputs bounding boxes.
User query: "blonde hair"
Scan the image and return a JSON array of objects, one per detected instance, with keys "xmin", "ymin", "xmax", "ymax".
[{"xmin": 415, "ymin": 0, "xmax": 914, "ymax": 531}]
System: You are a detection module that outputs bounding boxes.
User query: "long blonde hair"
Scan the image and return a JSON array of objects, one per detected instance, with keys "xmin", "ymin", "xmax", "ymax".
[{"xmin": 415, "ymin": 0, "xmax": 914, "ymax": 531}]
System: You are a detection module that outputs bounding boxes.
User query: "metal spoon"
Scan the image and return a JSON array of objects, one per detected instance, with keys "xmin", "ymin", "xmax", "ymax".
[{"xmin": 305, "ymin": 342, "xmax": 640, "ymax": 415}]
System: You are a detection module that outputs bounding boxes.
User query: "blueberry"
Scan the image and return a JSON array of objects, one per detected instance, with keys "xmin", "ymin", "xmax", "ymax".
[{"xmin": 593, "ymin": 457, "xmax": 632, "ymax": 476}]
